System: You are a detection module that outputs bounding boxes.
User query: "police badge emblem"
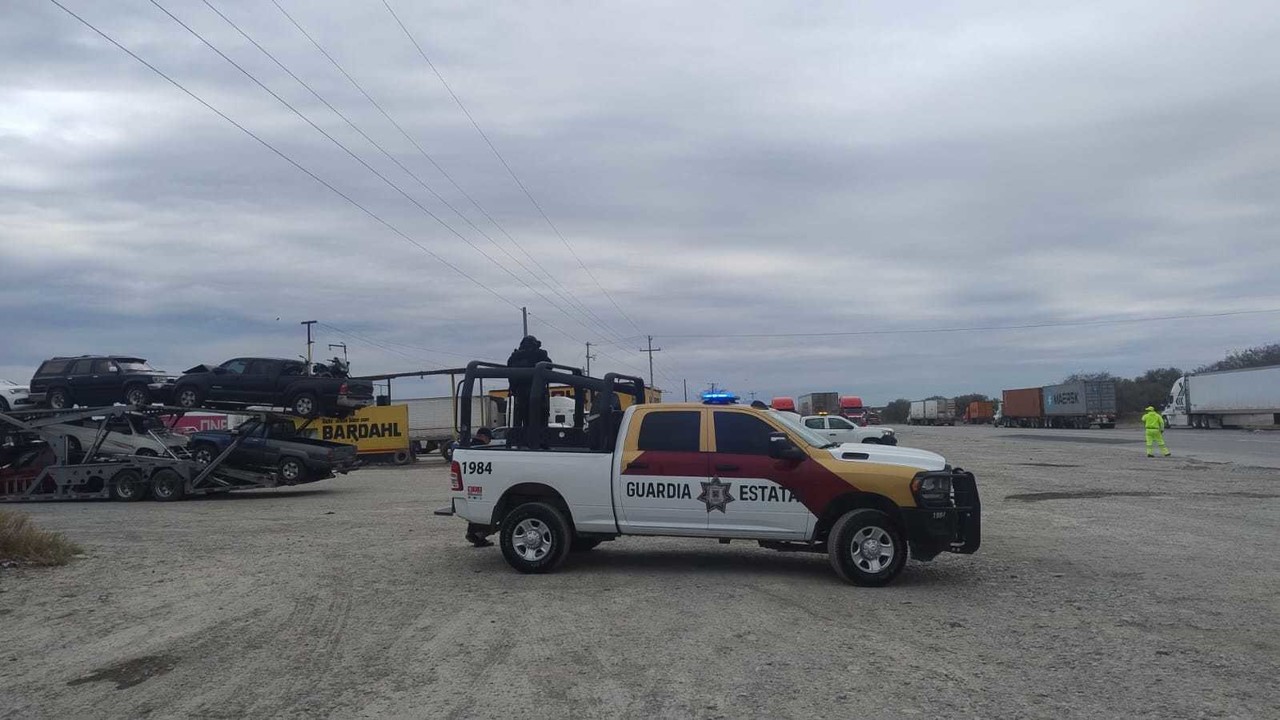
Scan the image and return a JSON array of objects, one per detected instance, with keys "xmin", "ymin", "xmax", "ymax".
[{"xmin": 698, "ymin": 477, "xmax": 735, "ymax": 513}]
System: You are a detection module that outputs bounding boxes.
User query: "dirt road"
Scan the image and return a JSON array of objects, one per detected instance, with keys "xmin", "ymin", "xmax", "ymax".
[{"xmin": 2, "ymin": 426, "xmax": 1277, "ymax": 718}]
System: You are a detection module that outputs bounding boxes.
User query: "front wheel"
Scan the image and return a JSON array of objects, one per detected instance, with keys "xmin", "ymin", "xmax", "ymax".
[
  {"xmin": 500, "ymin": 502, "xmax": 572, "ymax": 573},
  {"xmin": 47, "ymin": 387, "xmax": 71, "ymax": 409},
  {"xmin": 827, "ymin": 509, "xmax": 907, "ymax": 587},
  {"xmin": 174, "ymin": 385, "xmax": 202, "ymax": 409},
  {"xmin": 192, "ymin": 443, "xmax": 218, "ymax": 465}
]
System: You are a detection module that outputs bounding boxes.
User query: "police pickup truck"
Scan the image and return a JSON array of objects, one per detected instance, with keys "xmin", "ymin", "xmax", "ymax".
[{"xmin": 437, "ymin": 362, "xmax": 980, "ymax": 586}]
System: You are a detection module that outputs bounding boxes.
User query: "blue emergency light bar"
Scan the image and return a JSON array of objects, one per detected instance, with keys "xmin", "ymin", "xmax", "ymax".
[{"xmin": 701, "ymin": 391, "xmax": 739, "ymax": 405}]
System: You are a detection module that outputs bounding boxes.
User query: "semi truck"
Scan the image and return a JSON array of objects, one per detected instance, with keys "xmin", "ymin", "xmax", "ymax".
[
  {"xmin": 797, "ymin": 392, "xmax": 840, "ymax": 417},
  {"xmin": 998, "ymin": 381, "xmax": 1117, "ymax": 428},
  {"xmin": 839, "ymin": 396, "xmax": 868, "ymax": 425},
  {"xmin": 1162, "ymin": 365, "xmax": 1280, "ymax": 429},
  {"xmin": 908, "ymin": 399, "xmax": 956, "ymax": 426}
]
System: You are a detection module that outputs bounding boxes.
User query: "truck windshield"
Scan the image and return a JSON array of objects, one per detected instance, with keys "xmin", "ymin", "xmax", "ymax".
[{"xmin": 766, "ymin": 410, "xmax": 835, "ymax": 448}]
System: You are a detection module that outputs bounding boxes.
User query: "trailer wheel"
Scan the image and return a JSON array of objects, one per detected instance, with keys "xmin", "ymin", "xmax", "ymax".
[
  {"xmin": 109, "ymin": 469, "xmax": 148, "ymax": 502},
  {"xmin": 278, "ymin": 457, "xmax": 308, "ymax": 484},
  {"xmin": 392, "ymin": 450, "xmax": 413, "ymax": 465},
  {"xmin": 827, "ymin": 508, "xmax": 907, "ymax": 587},
  {"xmin": 499, "ymin": 502, "xmax": 572, "ymax": 573},
  {"xmin": 150, "ymin": 469, "xmax": 187, "ymax": 502}
]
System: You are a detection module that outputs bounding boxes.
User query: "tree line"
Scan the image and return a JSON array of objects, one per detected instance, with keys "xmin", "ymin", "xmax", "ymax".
[{"xmin": 879, "ymin": 341, "xmax": 1279, "ymax": 423}]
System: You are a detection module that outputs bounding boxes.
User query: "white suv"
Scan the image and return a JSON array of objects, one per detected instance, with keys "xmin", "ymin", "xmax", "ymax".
[{"xmin": 1, "ymin": 380, "xmax": 30, "ymax": 412}]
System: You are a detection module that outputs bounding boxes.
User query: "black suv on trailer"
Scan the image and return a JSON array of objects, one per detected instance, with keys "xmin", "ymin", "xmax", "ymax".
[{"xmin": 29, "ymin": 356, "xmax": 176, "ymax": 409}]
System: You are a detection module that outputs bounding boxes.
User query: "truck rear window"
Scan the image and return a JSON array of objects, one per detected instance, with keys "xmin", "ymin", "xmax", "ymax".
[{"xmin": 637, "ymin": 411, "xmax": 700, "ymax": 452}]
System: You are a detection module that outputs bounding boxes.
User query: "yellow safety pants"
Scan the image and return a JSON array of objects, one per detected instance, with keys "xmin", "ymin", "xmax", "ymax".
[{"xmin": 1145, "ymin": 429, "xmax": 1170, "ymax": 456}]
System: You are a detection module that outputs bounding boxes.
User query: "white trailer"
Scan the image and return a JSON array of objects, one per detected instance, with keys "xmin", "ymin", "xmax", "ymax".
[
  {"xmin": 403, "ymin": 395, "xmax": 503, "ymax": 456},
  {"xmin": 908, "ymin": 399, "xmax": 956, "ymax": 426},
  {"xmin": 1163, "ymin": 365, "xmax": 1280, "ymax": 429},
  {"xmin": 908, "ymin": 400, "xmax": 926, "ymax": 425}
]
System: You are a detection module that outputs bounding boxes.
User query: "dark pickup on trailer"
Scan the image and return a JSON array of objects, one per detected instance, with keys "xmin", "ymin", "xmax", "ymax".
[
  {"xmin": 28, "ymin": 355, "xmax": 176, "ymax": 408},
  {"xmin": 188, "ymin": 418, "xmax": 359, "ymax": 484},
  {"xmin": 172, "ymin": 357, "xmax": 373, "ymax": 417}
]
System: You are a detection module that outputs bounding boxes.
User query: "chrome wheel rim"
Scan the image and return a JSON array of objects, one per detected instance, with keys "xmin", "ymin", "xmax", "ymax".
[
  {"xmin": 295, "ymin": 397, "xmax": 314, "ymax": 415},
  {"xmin": 126, "ymin": 389, "xmax": 147, "ymax": 405},
  {"xmin": 178, "ymin": 389, "xmax": 197, "ymax": 407},
  {"xmin": 512, "ymin": 518, "xmax": 553, "ymax": 562},
  {"xmin": 281, "ymin": 462, "xmax": 300, "ymax": 480},
  {"xmin": 50, "ymin": 392, "xmax": 67, "ymax": 409},
  {"xmin": 850, "ymin": 525, "xmax": 895, "ymax": 574},
  {"xmin": 195, "ymin": 448, "xmax": 213, "ymax": 464}
]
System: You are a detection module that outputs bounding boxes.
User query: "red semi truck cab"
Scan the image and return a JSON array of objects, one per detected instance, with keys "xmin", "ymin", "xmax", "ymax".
[
  {"xmin": 839, "ymin": 396, "xmax": 867, "ymax": 425},
  {"xmin": 771, "ymin": 397, "xmax": 797, "ymax": 413}
]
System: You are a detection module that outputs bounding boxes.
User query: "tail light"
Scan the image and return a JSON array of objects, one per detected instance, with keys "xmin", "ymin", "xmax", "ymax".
[
  {"xmin": 449, "ymin": 461, "xmax": 462, "ymax": 491},
  {"xmin": 338, "ymin": 382, "xmax": 349, "ymax": 396}
]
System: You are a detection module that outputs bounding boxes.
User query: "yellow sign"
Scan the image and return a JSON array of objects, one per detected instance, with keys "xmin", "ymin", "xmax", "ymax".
[{"xmin": 295, "ymin": 405, "xmax": 409, "ymax": 455}]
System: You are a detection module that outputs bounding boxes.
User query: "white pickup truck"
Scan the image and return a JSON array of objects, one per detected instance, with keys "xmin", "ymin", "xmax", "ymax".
[{"xmin": 438, "ymin": 390, "xmax": 980, "ymax": 586}]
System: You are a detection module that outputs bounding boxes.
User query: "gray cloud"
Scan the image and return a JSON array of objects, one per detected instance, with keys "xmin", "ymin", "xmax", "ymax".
[{"xmin": 3, "ymin": 0, "xmax": 1279, "ymax": 403}]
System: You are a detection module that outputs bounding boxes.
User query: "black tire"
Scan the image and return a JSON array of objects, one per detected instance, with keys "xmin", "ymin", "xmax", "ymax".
[
  {"xmin": 150, "ymin": 469, "xmax": 187, "ymax": 502},
  {"xmin": 174, "ymin": 385, "xmax": 202, "ymax": 409},
  {"xmin": 47, "ymin": 387, "xmax": 71, "ymax": 410},
  {"xmin": 0, "ymin": 397, "xmax": 8, "ymax": 412},
  {"xmin": 499, "ymin": 502, "xmax": 572, "ymax": 574},
  {"xmin": 191, "ymin": 443, "xmax": 218, "ymax": 465},
  {"xmin": 392, "ymin": 450, "xmax": 412, "ymax": 465},
  {"xmin": 278, "ymin": 456, "xmax": 308, "ymax": 484},
  {"xmin": 124, "ymin": 385, "xmax": 150, "ymax": 407},
  {"xmin": 570, "ymin": 536, "xmax": 604, "ymax": 553},
  {"xmin": 109, "ymin": 469, "xmax": 148, "ymax": 502},
  {"xmin": 291, "ymin": 393, "xmax": 319, "ymax": 418},
  {"xmin": 827, "ymin": 508, "xmax": 907, "ymax": 587},
  {"xmin": 65, "ymin": 435, "xmax": 83, "ymax": 459},
  {"xmin": 135, "ymin": 448, "xmax": 158, "ymax": 457}
]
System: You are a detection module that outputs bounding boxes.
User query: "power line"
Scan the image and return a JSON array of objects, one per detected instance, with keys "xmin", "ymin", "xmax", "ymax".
[
  {"xmin": 652, "ymin": 307, "xmax": 1280, "ymax": 340},
  {"xmin": 380, "ymin": 0, "xmax": 644, "ymax": 336},
  {"xmin": 269, "ymin": 0, "xmax": 631, "ymax": 346},
  {"xmin": 199, "ymin": 0, "xmax": 628, "ymax": 346}
]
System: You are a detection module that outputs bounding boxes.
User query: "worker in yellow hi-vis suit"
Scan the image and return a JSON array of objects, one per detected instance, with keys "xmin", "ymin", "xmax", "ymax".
[{"xmin": 1142, "ymin": 406, "xmax": 1171, "ymax": 457}]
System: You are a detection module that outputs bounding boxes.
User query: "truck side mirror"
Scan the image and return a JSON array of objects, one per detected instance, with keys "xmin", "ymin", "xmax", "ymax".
[{"xmin": 768, "ymin": 432, "xmax": 805, "ymax": 461}]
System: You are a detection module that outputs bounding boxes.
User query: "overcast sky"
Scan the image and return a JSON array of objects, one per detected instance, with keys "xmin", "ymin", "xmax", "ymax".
[{"xmin": 3, "ymin": 0, "xmax": 1279, "ymax": 404}]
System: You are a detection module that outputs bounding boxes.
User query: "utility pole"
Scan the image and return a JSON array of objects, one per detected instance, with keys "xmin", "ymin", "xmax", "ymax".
[
  {"xmin": 585, "ymin": 342, "xmax": 597, "ymax": 376},
  {"xmin": 301, "ymin": 320, "xmax": 317, "ymax": 375},
  {"xmin": 683, "ymin": 379, "xmax": 688, "ymax": 402},
  {"xmin": 521, "ymin": 307, "xmax": 528, "ymax": 336},
  {"xmin": 638, "ymin": 335, "xmax": 661, "ymax": 389}
]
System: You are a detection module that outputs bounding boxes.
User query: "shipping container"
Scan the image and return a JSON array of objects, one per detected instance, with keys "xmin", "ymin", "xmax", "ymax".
[
  {"xmin": 1164, "ymin": 365, "xmax": 1280, "ymax": 428},
  {"xmin": 1041, "ymin": 381, "xmax": 1117, "ymax": 428},
  {"xmin": 964, "ymin": 401, "xmax": 994, "ymax": 424},
  {"xmin": 1000, "ymin": 387, "xmax": 1043, "ymax": 427},
  {"xmin": 798, "ymin": 392, "xmax": 841, "ymax": 416},
  {"xmin": 908, "ymin": 398, "xmax": 956, "ymax": 426}
]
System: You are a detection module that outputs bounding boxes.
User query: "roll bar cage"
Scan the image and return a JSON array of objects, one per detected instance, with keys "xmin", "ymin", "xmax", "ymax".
[{"xmin": 457, "ymin": 361, "xmax": 646, "ymax": 452}]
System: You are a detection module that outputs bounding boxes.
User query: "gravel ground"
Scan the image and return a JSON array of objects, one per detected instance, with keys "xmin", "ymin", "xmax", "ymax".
[{"xmin": 2, "ymin": 425, "xmax": 1277, "ymax": 719}]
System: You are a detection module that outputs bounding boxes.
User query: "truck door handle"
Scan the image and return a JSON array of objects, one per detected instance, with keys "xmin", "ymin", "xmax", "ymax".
[
  {"xmin": 714, "ymin": 463, "xmax": 739, "ymax": 472},
  {"xmin": 627, "ymin": 461, "xmax": 648, "ymax": 470}
]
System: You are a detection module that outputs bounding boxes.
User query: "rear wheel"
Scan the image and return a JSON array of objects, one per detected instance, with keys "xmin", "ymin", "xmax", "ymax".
[
  {"xmin": 278, "ymin": 456, "xmax": 308, "ymax": 484},
  {"xmin": 291, "ymin": 393, "xmax": 319, "ymax": 418},
  {"xmin": 48, "ymin": 387, "xmax": 71, "ymax": 409},
  {"xmin": 124, "ymin": 385, "xmax": 150, "ymax": 406},
  {"xmin": 109, "ymin": 469, "xmax": 148, "ymax": 502},
  {"xmin": 150, "ymin": 469, "xmax": 187, "ymax": 501},
  {"xmin": 392, "ymin": 450, "xmax": 413, "ymax": 465},
  {"xmin": 500, "ymin": 502, "xmax": 572, "ymax": 573},
  {"xmin": 827, "ymin": 508, "xmax": 907, "ymax": 587}
]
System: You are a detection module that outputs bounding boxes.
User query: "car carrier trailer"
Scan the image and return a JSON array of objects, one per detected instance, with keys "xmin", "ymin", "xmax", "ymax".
[{"xmin": 0, "ymin": 405, "xmax": 319, "ymax": 502}]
